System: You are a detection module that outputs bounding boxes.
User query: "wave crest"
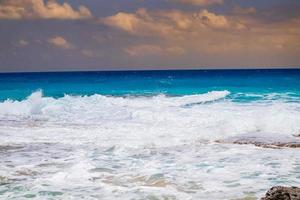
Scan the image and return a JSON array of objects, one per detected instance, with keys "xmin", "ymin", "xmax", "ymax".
[
  {"xmin": 0, "ymin": 90, "xmax": 300, "ymax": 147},
  {"xmin": 0, "ymin": 90, "xmax": 230, "ymax": 116}
]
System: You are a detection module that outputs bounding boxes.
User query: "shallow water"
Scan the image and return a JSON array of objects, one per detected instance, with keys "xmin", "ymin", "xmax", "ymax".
[
  {"xmin": 0, "ymin": 69, "xmax": 300, "ymax": 199},
  {"xmin": 0, "ymin": 140, "xmax": 299, "ymax": 199}
]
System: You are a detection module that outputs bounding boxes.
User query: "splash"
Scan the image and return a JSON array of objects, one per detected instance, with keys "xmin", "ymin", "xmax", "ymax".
[
  {"xmin": 0, "ymin": 90, "xmax": 299, "ymax": 147},
  {"xmin": 0, "ymin": 90, "xmax": 300, "ymax": 199}
]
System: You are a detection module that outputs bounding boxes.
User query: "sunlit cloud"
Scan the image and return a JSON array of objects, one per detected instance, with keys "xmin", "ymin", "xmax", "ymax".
[
  {"xmin": 19, "ymin": 39, "xmax": 29, "ymax": 46},
  {"xmin": 1, "ymin": 1, "xmax": 300, "ymax": 69},
  {"xmin": 103, "ymin": 8, "xmax": 247, "ymax": 38},
  {"xmin": 103, "ymin": 7, "xmax": 300, "ymax": 62},
  {"xmin": 175, "ymin": 0, "xmax": 224, "ymax": 6},
  {"xmin": 124, "ymin": 44, "xmax": 185, "ymax": 56},
  {"xmin": 0, "ymin": 0, "xmax": 92, "ymax": 20},
  {"xmin": 194, "ymin": 9, "xmax": 246, "ymax": 30},
  {"xmin": 81, "ymin": 49, "xmax": 95, "ymax": 58},
  {"xmin": 48, "ymin": 36, "xmax": 74, "ymax": 49},
  {"xmin": 102, "ymin": 9, "xmax": 179, "ymax": 38}
]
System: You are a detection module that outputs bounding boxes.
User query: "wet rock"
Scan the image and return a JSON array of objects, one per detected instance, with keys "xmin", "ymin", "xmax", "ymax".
[
  {"xmin": 216, "ymin": 133, "xmax": 300, "ymax": 149},
  {"xmin": 261, "ymin": 186, "xmax": 300, "ymax": 200},
  {"xmin": 15, "ymin": 168, "xmax": 38, "ymax": 176},
  {"xmin": 230, "ymin": 140, "xmax": 300, "ymax": 148}
]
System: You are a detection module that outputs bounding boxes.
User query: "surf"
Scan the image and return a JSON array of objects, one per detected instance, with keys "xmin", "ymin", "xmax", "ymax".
[{"xmin": 0, "ymin": 90, "xmax": 299, "ymax": 148}]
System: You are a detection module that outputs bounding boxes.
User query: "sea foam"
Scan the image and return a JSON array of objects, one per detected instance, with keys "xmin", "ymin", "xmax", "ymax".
[
  {"xmin": 0, "ymin": 90, "xmax": 299, "ymax": 147},
  {"xmin": 1, "ymin": 90, "xmax": 300, "ymax": 199}
]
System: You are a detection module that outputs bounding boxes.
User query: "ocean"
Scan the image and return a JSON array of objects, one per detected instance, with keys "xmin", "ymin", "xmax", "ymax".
[{"xmin": 0, "ymin": 69, "xmax": 299, "ymax": 199}]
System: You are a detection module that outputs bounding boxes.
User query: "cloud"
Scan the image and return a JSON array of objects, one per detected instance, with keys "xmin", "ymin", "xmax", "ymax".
[
  {"xmin": 124, "ymin": 44, "xmax": 185, "ymax": 56},
  {"xmin": 81, "ymin": 49, "xmax": 95, "ymax": 58},
  {"xmin": 48, "ymin": 36, "xmax": 74, "ymax": 49},
  {"xmin": 103, "ymin": 7, "xmax": 300, "ymax": 62},
  {"xmin": 103, "ymin": 8, "xmax": 247, "ymax": 39},
  {"xmin": 0, "ymin": 0, "xmax": 92, "ymax": 20},
  {"xmin": 102, "ymin": 9, "xmax": 179, "ymax": 38},
  {"xmin": 176, "ymin": 0, "xmax": 224, "ymax": 6},
  {"xmin": 19, "ymin": 39, "xmax": 29, "ymax": 46},
  {"xmin": 194, "ymin": 9, "xmax": 230, "ymax": 29},
  {"xmin": 3, "ymin": 2, "xmax": 298, "ymax": 68}
]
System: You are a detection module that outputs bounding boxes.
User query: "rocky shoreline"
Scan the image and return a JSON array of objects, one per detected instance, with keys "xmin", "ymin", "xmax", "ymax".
[{"xmin": 261, "ymin": 186, "xmax": 300, "ymax": 200}]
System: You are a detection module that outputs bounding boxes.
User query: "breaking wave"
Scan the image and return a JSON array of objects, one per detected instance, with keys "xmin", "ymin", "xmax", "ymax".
[
  {"xmin": 1, "ymin": 90, "xmax": 300, "ymax": 199},
  {"xmin": 0, "ymin": 90, "xmax": 230, "ymax": 116},
  {"xmin": 0, "ymin": 90, "xmax": 300, "ymax": 147}
]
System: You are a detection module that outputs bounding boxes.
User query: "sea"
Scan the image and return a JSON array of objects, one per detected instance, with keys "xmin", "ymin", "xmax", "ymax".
[{"xmin": 0, "ymin": 69, "xmax": 299, "ymax": 199}]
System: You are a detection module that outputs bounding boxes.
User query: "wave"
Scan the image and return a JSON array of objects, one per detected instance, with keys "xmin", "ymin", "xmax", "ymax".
[
  {"xmin": 0, "ymin": 90, "xmax": 300, "ymax": 147},
  {"xmin": 0, "ymin": 90, "xmax": 230, "ymax": 116}
]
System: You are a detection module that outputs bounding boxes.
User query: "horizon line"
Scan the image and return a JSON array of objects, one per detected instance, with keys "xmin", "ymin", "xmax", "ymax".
[{"xmin": 0, "ymin": 66, "xmax": 300, "ymax": 74}]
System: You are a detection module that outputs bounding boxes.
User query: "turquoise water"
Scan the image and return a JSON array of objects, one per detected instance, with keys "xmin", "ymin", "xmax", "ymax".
[
  {"xmin": 1, "ymin": 69, "xmax": 300, "ymax": 101},
  {"xmin": 0, "ymin": 69, "xmax": 300, "ymax": 199}
]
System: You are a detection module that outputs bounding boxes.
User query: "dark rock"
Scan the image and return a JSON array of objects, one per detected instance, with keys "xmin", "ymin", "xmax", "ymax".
[{"xmin": 261, "ymin": 186, "xmax": 300, "ymax": 200}]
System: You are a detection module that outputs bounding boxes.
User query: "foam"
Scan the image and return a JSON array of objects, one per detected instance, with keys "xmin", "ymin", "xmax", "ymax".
[
  {"xmin": 0, "ymin": 90, "xmax": 300, "ymax": 199},
  {"xmin": 0, "ymin": 90, "xmax": 299, "ymax": 148},
  {"xmin": 0, "ymin": 90, "xmax": 52, "ymax": 116}
]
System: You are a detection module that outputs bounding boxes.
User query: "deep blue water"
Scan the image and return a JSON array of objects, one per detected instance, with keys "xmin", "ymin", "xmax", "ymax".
[{"xmin": 0, "ymin": 69, "xmax": 300, "ymax": 101}]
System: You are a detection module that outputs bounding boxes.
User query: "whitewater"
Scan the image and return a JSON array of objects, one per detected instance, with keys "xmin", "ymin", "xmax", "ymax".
[{"xmin": 0, "ymin": 89, "xmax": 300, "ymax": 199}]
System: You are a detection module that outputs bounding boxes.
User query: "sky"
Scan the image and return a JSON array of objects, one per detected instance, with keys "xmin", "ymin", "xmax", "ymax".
[{"xmin": 0, "ymin": 0, "xmax": 300, "ymax": 72}]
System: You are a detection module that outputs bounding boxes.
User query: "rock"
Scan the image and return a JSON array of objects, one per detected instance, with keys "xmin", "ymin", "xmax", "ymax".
[
  {"xmin": 216, "ymin": 133, "xmax": 300, "ymax": 149},
  {"xmin": 261, "ymin": 186, "xmax": 300, "ymax": 200},
  {"xmin": 231, "ymin": 140, "xmax": 300, "ymax": 149}
]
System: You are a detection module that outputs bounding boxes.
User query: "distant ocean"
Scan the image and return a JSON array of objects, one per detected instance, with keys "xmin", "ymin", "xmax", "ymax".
[{"xmin": 0, "ymin": 69, "xmax": 300, "ymax": 199}]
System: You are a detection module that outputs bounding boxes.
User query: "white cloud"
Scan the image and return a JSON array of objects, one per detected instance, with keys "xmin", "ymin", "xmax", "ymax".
[{"xmin": 0, "ymin": 0, "xmax": 92, "ymax": 20}]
